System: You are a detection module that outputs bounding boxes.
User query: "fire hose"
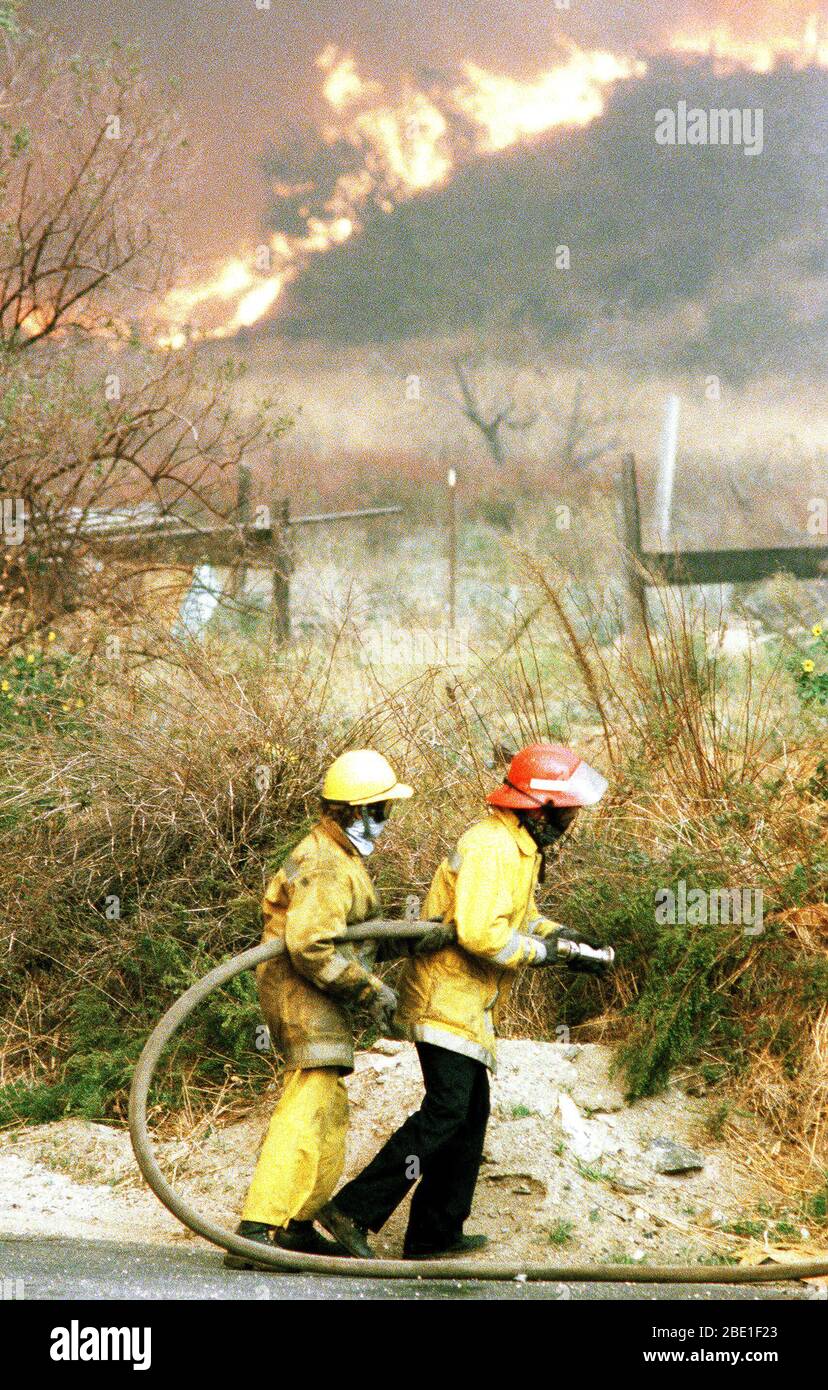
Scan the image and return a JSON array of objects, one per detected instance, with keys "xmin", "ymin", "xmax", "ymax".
[{"xmin": 128, "ymin": 922, "xmax": 828, "ymax": 1284}]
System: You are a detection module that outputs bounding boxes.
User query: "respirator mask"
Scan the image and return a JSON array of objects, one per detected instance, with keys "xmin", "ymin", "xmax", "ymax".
[
  {"xmin": 522, "ymin": 805, "xmax": 577, "ymax": 853},
  {"xmin": 345, "ymin": 802, "xmax": 390, "ymax": 857}
]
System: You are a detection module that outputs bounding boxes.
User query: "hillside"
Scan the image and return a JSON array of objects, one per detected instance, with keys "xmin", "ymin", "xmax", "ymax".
[{"xmin": 275, "ymin": 60, "xmax": 827, "ymax": 380}]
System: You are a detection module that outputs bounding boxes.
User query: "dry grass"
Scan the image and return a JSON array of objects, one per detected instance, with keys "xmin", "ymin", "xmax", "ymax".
[{"xmin": 0, "ymin": 576, "xmax": 825, "ymax": 1207}]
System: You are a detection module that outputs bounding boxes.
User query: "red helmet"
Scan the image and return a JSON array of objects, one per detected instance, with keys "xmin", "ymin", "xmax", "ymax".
[{"xmin": 487, "ymin": 742, "xmax": 608, "ymax": 810}]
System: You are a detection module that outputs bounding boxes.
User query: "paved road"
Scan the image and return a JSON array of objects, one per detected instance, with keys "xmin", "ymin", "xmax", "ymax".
[{"xmin": 0, "ymin": 1237, "xmax": 817, "ymax": 1300}]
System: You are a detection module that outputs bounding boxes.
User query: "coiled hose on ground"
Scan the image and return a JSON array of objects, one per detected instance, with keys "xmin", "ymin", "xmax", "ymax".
[{"xmin": 128, "ymin": 922, "xmax": 828, "ymax": 1284}]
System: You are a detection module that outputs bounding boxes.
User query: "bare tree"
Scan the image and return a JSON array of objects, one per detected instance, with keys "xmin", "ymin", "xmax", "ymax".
[
  {"xmin": 0, "ymin": 27, "xmax": 188, "ymax": 347},
  {"xmin": 0, "ymin": 22, "xmax": 290, "ymax": 650},
  {"xmin": 449, "ymin": 351, "xmax": 536, "ymax": 467},
  {"xmin": 553, "ymin": 375, "xmax": 623, "ymax": 476}
]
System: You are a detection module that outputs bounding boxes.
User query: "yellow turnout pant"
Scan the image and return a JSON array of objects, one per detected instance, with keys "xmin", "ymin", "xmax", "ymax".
[{"xmin": 242, "ymin": 1068, "xmax": 349, "ymax": 1228}]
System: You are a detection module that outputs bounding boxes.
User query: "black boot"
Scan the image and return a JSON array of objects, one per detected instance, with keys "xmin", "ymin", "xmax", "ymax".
[
  {"xmin": 223, "ymin": 1220, "xmax": 274, "ymax": 1270},
  {"xmin": 315, "ymin": 1202, "xmax": 374, "ymax": 1258},
  {"xmin": 274, "ymin": 1220, "xmax": 347, "ymax": 1256}
]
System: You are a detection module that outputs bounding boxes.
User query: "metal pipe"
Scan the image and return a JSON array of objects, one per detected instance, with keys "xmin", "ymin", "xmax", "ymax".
[
  {"xmin": 128, "ymin": 924, "xmax": 828, "ymax": 1284},
  {"xmin": 287, "ymin": 507, "xmax": 403, "ymax": 526},
  {"xmin": 655, "ymin": 393, "xmax": 680, "ymax": 544}
]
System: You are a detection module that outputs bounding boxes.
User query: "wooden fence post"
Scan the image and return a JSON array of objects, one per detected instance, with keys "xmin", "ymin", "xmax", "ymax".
[
  {"xmin": 222, "ymin": 460, "xmax": 252, "ymax": 606},
  {"xmin": 271, "ymin": 496, "xmax": 292, "ymax": 642},
  {"xmin": 616, "ymin": 453, "xmax": 648, "ymax": 647},
  {"xmin": 447, "ymin": 466, "xmax": 458, "ymax": 632}
]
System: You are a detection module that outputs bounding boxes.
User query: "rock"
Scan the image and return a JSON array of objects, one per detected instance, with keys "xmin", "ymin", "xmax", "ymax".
[
  {"xmin": 608, "ymin": 1169, "xmax": 650, "ymax": 1195},
  {"xmin": 566, "ymin": 1045, "xmax": 627, "ymax": 1114},
  {"xmin": 646, "ymin": 1137, "xmax": 704, "ymax": 1174},
  {"xmin": 483, "ymin": 1171, "xmax": 547, "ymax": 1197},
  {"xmin": 357, "ymin": 1052, "xmax": 402, "ymax": 1073},
  {"xmin": 558, "ymin": 1093, "xmax": 609, "ymax": 1163},
  {"xmin": 370, "ymin": 1040, "xmax": 405, "ymax": 1056},
  {"xmin": 573, "ymin": 1090, "xmax": 626, "ymax": 1115}
]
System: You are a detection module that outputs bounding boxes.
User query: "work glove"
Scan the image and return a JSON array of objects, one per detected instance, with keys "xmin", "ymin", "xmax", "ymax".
[
  {"xmin": 365, "ymin": 981, "xmax": 399, "ymax": 1033},
  {"xmin": 553, "ymin": 924, "xmax": 599, "ymax": 950},
  {"xmin": 407, "ymin": 922, "xmax": 456, "ymax": 956}
]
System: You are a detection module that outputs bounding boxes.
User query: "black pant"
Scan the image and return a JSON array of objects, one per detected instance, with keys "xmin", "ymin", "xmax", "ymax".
[{"xmin": 334, "ymin": 1041, "xmax": 490, "ymax": 1253}]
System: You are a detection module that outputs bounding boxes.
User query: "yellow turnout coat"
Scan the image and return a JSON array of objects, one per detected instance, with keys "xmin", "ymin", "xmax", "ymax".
[{"xmin": 395, "ymin": 810, "xmax": 561, "ymax": 1070}]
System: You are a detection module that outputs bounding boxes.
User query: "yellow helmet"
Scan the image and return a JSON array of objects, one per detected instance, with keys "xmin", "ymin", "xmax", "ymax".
[{"xmin": 321, "ymin": 749, "xmax": 413, "ymax": 806}]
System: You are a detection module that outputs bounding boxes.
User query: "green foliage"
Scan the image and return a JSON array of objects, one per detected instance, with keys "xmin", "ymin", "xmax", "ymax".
[
  {"xmin": 574, "ymin": 1158, "xmax": 608, "ymax": 1183},
  {"xmin": 804, "ymin": 1176, "xmax": 828, "ymax": 1226},
  {"xmin": 791, "ymin": 625, "xmax": 828, "ymax": 707},
  {"xmin": 475, "ymin": 496, "xmax": 516, "ymax": 532},
  {"xmin": 616, "ymin": 917, "xmax": 828, "ymax": 1099},
  {"xmin": 547, "ymin": 1220, "xmax": 574, "ymax": 1246},
  {"xmin": 0, "ymin": 926, "xmax": 268, "ymax": 1127},
  {"xmin": 0, "ymin": 642, "xmax": 86, "ymax": 737},
  {"xmin": 704, "ymin": 1102, "xmax": 732, "ymax": 1141},
  {"xmin": 619, "ymin": 920, "xmax": 750, "ymax": 1100},
  {"xmin": 808, "ymin": 760, "xmax": 828, "ymax": 801},
  {"xmin": 0, "ymin": 2, "xmax": 20, "ymax": 36}
]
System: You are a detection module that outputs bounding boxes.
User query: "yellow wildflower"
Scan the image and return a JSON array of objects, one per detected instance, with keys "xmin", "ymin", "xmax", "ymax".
[
  {"xmin": 802, "ymin": 659, "xmax": 815, "ymax": 674},
  {"xmin": 1, "ymin": 680, "xmax": 8, "ymax": 692},
  {"xmin": 47, "ymin": 631, "xmax": 56, "ymax": 642},
  {"xmin": 812, "ymin": 624, "xmax": 823, "ymax": 638},
  {"xmin": 26, "ymin": 653, "xmax": 35, "ymax": 664}
]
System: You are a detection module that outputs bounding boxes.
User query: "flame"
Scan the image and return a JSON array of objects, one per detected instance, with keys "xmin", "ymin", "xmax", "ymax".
[
  {"xmin": 19, "ymin": 302, "xmax": 127, "ymax": 345},
  {"xmin": 19, "ymin": 305, "xmax": 58, "ymax": 338},
  {"xmin": 317, "ymin": 46, "xmax": 382, "ymax": 110},
  {"xmin": 669, "ymin": 12, "xmax": 828, "ymax": 73},
  {"xmin": 454, "ymin": 46, "xmax": 646, "ymax": 150},
  {"xmin": 353, "ymin": 95, "xmax": 451, "ymax": 190},
  {"xmin": 153, "ymin": 16, "xmax": 828, "ymax": 347},
  {"xmin": 154, "ymin": 41, "xmax": 643, "ymax": 346}
]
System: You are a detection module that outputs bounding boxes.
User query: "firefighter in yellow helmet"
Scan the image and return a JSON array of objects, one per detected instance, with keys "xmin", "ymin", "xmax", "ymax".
[
  {"xmin": 226, "ymin": 749, "xmax": 445, "ymax": 1267},
  {"xmin": 318, "ymin": 743, "xmax": 613, "ymax": 1260}
]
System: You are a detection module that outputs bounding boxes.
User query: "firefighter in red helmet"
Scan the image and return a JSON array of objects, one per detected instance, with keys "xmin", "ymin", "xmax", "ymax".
[{"xmin": 318, "ymin": 743, "xmax": 613, "ymax": 1261}]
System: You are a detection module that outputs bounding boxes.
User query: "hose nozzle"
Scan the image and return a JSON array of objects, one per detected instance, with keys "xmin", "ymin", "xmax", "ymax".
[{"xmin": 554, "ymin": 938, "xmax": 615, "ymax": 975}]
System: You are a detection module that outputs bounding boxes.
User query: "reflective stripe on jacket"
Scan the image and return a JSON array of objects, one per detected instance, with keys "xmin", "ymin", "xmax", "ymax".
[
  {"xmin": 257, "ymin": 818, "xmax": 382, "ymax": 1072},
  {"xmin": 394, "ymin": 809, "xmax": 562, "ymax": 1071}
]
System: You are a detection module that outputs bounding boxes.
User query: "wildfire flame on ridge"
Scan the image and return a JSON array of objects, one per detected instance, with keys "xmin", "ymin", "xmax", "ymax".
[{"xmin": 153, "ymin": 14, "xmax": 828, "ymax": 348}]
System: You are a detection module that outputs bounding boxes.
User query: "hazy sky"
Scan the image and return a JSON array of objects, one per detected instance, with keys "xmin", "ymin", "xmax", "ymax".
[{"xmin": 28, "ymin": 1, "xmax": 827, "ymax": 252}]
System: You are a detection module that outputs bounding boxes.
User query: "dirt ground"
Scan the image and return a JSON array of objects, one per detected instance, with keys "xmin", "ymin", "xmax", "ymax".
[{"xmin": 0, "ymin": 1041, "xmax": 813, "ymax": 1269}]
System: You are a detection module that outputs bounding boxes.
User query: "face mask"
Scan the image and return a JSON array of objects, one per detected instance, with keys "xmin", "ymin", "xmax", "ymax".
[
  {"xmin": 345, "ymin": 808, "xmax": 387, "ymax": 857},
  {"xmin": 527, "ymin": 820, "xmax": 563, "ymax": 851},
  {"xmin": 523, "ymin": 809, "xmax": 574, "ymax": 851}
]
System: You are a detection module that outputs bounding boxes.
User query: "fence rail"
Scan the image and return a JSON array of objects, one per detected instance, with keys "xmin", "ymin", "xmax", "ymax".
[
  {"xmin": 79, "ymin": 496, "xmax": 403, "ymax": 639},
  {"xmin": 617, "ymin": 454, "xmax": 827, "ymax": 639}
]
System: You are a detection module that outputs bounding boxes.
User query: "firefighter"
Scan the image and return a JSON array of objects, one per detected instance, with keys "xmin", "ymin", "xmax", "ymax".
[
  {"xmin": 317, "ymin": 742, "xmax": 610, "ymax": 1260},
  {"xmin": 226, "ymin": 748, "xmax": 447, "ymax": 1267}
]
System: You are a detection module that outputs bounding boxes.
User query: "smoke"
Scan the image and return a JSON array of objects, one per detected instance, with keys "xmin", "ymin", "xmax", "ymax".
[
  {"xmin": 153, "ymin": 38, "xmax": 649, "ymax": 345},
  {"xmin": 29, "ymin": 0, "xmax": 810, "ymax": 345}
]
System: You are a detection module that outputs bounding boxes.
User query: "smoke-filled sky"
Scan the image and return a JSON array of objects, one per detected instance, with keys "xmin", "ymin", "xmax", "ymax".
[{"xmin": 30, "ymin": 0, "xmax": 828, "ymax": 255}]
